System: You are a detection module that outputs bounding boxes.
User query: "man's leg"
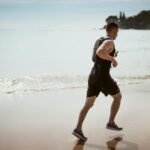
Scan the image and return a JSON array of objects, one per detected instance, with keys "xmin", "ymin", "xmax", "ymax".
[
  {"xmin": 72, "ymin": 96, "xmax": 96, "ymax": 140},
  {"xmin": 107, "ymin": 92, "xmax": 123, "ymax": 131},
  {"xmin": 76, "ymin": 96, "xmax": 97, "ymax": 130},
  {"xmin": 109, "ymin": 92, "xmax": 122, "ymax": 123}
]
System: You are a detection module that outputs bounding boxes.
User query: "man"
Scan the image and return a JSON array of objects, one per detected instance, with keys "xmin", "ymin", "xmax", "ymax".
[{"xmin": 72, "ymin": 22, "xmax": 123, "ymax": 141}]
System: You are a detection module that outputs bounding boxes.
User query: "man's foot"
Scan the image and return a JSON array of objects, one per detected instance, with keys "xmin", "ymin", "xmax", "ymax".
[
  {"xmin": 72, "ymin": 128, "xmax": 88, "ymax": 141},
  {"xmin": 106, "ymin": 122, "xmax": 123, "ymax": 131}
]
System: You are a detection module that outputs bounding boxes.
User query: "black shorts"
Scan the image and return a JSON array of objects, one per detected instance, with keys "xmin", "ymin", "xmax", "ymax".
[{"xmin": 86, "ymin": 74, "xmax": 120, "ymax": 97}]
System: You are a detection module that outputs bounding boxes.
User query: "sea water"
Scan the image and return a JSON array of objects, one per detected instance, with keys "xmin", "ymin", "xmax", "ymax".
[{"xmin": 0, "ymin": 29, "xmax": 150, "ymax": 93}]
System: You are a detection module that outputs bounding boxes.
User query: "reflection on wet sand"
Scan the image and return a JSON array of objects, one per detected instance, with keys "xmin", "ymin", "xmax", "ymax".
[
  {"xmin": 72, "ymin": 139, "xmax": 86, "ymax": 150},
  {"xmin": 73, "ymin": 135, "xmax": 139, "ymax": 150},
  {"xmin": 106, "ymin": 136, "xmax": 123, "ymax": 150},
  {"xmin": 106, "ymin": 136, "xmax": 139, "ymax": 150}
]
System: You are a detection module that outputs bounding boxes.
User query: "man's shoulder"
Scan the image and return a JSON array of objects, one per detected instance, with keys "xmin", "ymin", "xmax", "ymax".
[{"xmin": 103, "ymin": 39, "xmax": 113, "ymax": 46}]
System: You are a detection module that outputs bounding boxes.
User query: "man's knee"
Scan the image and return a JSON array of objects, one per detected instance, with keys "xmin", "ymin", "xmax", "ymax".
[
  {"xmin": 112, "ymin": 92, "xmax": 122, "ymax": 101},
  {"xmin": 85, "ymin": 96, "xmax": 96, "ymax": 109}
]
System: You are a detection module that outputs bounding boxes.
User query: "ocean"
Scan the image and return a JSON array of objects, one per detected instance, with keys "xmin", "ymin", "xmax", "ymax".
[{"xmin": 0, "ymin": 29, "xmax": 150, "ymax": 94}]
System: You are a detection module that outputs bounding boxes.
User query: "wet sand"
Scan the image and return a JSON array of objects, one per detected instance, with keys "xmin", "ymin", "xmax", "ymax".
[{"xmin": 0, "ymin": 83, "xmax": 150, "ymax": 150}]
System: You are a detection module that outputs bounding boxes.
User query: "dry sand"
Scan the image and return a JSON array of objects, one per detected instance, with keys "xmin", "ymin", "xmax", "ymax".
[{"xmin": 0, "ymin": 83, "xmax": 150, "ymax": 150}]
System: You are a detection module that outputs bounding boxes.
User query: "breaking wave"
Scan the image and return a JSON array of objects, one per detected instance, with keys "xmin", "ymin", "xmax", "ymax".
[{"xmin": 0, "ymin": 74, "xmax": 150, "ymax": 94}]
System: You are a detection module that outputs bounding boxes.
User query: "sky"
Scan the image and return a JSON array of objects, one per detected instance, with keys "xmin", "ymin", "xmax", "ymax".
[
  {"xmin": 0, "ymin": 0, "xmax": 150, "ymax": 29},
  {"xmin": 0, "ymin": 0, "xmax": 150, "ymax": 3}
]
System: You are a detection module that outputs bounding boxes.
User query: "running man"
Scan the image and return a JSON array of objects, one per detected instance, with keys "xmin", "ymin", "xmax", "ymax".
[{"xmin": 72, "ymin": 22, "xmax": 123, "ymax": 141}]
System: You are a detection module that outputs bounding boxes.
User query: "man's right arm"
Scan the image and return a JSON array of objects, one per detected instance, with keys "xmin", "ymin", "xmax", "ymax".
[{"xmin": 96, "ymin": 40, "xmax": 118, "ymax": 67}]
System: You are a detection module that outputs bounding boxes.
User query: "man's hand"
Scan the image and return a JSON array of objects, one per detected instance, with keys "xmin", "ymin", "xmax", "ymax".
[{"xmin": 112, "ymin": 58, "xmax": 118, "ymax": 68}]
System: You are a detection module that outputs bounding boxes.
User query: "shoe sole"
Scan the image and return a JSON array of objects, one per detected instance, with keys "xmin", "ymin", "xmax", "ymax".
[
  {"xmin": 72, "ymin": 132, "xmax": 87, "ymax": 141},
  {"xmin": 106, "ymin": 126, "xmax": 123, "ymax": 131}
]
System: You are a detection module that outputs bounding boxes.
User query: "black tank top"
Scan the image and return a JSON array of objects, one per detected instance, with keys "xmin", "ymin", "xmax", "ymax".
[{"xmin": 90, "ymin": 40, "xmax": 116, "ymax": 77}]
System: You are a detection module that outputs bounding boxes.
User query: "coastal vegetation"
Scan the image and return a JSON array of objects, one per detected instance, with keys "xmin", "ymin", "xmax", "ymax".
[{"xmin": 105, "ymin": 10, "xmax": 150, "ymax": 29}]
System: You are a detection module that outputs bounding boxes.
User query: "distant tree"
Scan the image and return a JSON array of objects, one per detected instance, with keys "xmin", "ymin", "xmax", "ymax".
[
  {"xmin": 122, "ymin": 12, "xmax": 126, "ymax": 19},
  {"xmin": 119, "ymin": 11, "xmax": 126, "ymax": 20},
  {"xmin": 119, "ymin": 11, "xmax": 123, "ymax": 19}
]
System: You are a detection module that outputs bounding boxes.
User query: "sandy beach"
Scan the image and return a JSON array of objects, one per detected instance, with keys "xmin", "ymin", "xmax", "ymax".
[{"xmin": 0, "ymin": 83, "xmax": 150, "ymax": 150}]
